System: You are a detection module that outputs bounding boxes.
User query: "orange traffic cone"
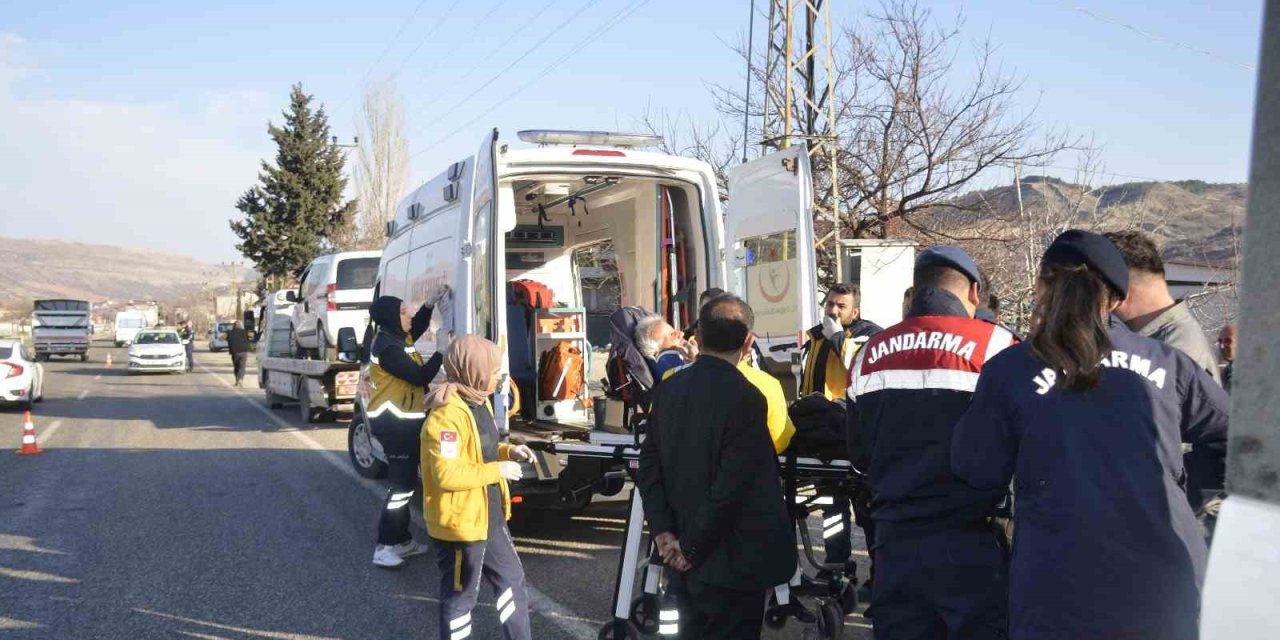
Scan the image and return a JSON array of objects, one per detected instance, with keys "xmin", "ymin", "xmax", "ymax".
[
  {"xmin": 105, "ymin": 353, "xmax": 112, "ymax": 368},
  {"xmin": 17, "ymin": 411, "xmax": 42, "ymax": 456}
]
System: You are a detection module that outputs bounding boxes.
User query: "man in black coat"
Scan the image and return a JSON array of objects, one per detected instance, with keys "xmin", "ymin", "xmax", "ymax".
[
  {"xmin": 637, "ymin": 294, "xmax": 795, "ymax": 639},
  {"xmin": 227, "ymin": 321, "xmax": 252, "ymax": 387}
]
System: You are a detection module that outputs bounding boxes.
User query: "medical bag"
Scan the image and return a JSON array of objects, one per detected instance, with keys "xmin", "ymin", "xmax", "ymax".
[
  {"xmin": 513, "ymin": 279, "xmax": 556, "ymax": 309},
  {"xmin": 538, "ymin": 341, "xmax": 585, "ymax": 401}
]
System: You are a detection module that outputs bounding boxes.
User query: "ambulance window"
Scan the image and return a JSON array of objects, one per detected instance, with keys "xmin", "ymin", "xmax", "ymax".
[
  {"xmin": 738, "ymin": 230, "xmax": 800, "ymax": 336},
  {"xmin": 473, "ymin": 201, "xmax": 493, "ymax": 337}
]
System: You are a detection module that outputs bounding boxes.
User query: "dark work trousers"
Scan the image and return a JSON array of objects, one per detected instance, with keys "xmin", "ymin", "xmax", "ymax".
[
  {"xmin": 670, "ymin": 574, "xmax": 766, "ymax": 640},
  {"xmin": 823, "ymin": 499, "xmax": 854, "ymax": 565},
  {"xmin": 853, "ymin": 496, "xmax": 877, "ymax": 585},
  {"xmin": 872, "ymin": 526, "xmax": 1009, "ymax": 640},
  {"xmin": 376, "ymin": 431, "xmax": 420, "ymax": 546},
  {"xmin": 432, "ymin": 495, "xmax": 532, "ymax": 640},
  {"xmin": 185, "ymin": 342, "xmax": 195, "ymax": 371},
  {"xmin": 231, "ymin": 352, "xmax": 248, "ymax": 383}
]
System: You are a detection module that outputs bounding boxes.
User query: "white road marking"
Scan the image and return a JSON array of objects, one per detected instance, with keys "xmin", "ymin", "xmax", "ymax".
[
  {"xmin": 76, "ymin": 390, "xmax": 89, "ymax": 400},
  {"xmin": 39, "ymin": 420, "xmax": 63, "ymax": 446},
  {"xmin": 196, "ymin": 364, "xmax": 597, "ymax": 639},
  {"xmin": 93, "ymin": 374, "xmax": 102, "ymax": 381}
]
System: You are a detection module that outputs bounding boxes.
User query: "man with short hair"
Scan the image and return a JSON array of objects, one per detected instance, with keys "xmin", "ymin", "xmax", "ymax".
[
  {"xmin": 1104, "ymin": 230, "xmax": 1222, "ymax": 384},
  {"xmin": 848, "ymin": 246, "xmax": 1015, "ymax": 640},
  {"xmin": 637, "ymin": 295, "xmax": 795, "ymax": 639},
  {"xmin": 635, "ymin": 315, "xmax": 696, "ymax": 379},
  {"xmin": 1218, "ymin": 324, "xmax": 1237, "ymax": 394}
]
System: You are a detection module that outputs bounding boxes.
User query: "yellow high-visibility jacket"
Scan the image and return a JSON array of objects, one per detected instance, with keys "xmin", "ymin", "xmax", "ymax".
[
  {"xmin": 662, "ymin": 358, "xmax": 795, "ymax": 454},
  {"xmin": 420, "ymin": 393, "xmax": 514, "ymax": 542}
]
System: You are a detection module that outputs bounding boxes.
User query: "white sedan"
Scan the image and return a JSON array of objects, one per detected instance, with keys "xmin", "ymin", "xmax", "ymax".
[
  {"xmin": 128, "ymin": 330, "xmax": 188, "ymax": 374},
  {"xmin": 0, "ymin": 339, "xmax": 45, "ymax": 409}
]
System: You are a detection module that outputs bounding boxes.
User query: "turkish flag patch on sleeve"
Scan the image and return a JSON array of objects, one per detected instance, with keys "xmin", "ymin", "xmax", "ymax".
[{"xmin": 440, "ymin": 431, "xmax": 459, "ymax": 459}]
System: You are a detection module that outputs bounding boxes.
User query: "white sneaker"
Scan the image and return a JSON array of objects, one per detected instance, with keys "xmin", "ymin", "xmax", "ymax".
[
  {"xmin": 372, "ymin": 545, "xmax": 406, "ymax": 569},
  {"xmin": 392, "ymin": 539, "xmax": 429, "ymax": 559}
]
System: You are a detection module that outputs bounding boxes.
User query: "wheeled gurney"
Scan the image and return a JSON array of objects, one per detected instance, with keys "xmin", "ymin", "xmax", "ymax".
[{"xmin": 535, "ymin": 431, "xmax": 866, "ymax": 639}]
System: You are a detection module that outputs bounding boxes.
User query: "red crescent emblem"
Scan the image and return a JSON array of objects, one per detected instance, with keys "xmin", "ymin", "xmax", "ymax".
[{"xmin": 759, "ymin": 262, "xmax": 791, "ymax": 304}]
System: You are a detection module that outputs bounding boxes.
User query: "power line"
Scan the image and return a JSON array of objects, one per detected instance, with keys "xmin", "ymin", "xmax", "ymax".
[
  {"xmin": 383, "ymin": 0, "xmax": 466, "ymax": 81},
  {"xmin": 430, "ymin": 0, "xmax": 562, "ymax": 90},
  {"xmin": 330, "ymin": 0, "xmax": 434, "ymax": 119},
  {"xmin": 405, "ymin": 0, "xmax": 605, "ymax": 142},
  {"xmin": 1063, "ymin": 3, "xmax": 1255, "ymax": 72},
  {"xmin": 410, "ymin": 0, "xmax": 651, "ymax": 158},
  {"xmin": 405, "ymin": 0, "xmax": 518, "ymax": 89}
]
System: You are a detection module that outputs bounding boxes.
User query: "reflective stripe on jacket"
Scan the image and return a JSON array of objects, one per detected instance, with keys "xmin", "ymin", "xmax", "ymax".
[
  {"xmin": 367, "ymin": 331, "xmax": 428, "ymax": 436},
  {"xmin": 800, "ymin": 318, "xmax": 882, "ymax": 400}
]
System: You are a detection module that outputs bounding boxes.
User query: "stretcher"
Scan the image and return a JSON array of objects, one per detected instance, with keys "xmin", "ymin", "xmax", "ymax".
[{"xmin": 534, "ymin": 431, "xmax": 865, "ymax": 640}]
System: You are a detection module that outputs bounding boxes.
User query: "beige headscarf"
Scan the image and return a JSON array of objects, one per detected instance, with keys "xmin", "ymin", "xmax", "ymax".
[{"xmin": 424, "ymin": 334, "xmax": 503, "ymax": 409}]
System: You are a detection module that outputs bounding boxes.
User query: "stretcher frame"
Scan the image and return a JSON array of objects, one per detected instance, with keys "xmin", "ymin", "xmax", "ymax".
[{"xmin": 544, "ymin": 431, "xmax": 864, "ymax": 639}]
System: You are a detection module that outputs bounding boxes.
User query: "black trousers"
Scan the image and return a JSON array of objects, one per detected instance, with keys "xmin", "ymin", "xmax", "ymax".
[
  {"xmin": 376, "ymin": 430, "xmax": 420, "ymax": 546},
  {"xmin": 432, "ymin": 517, "xmax": 532, "ymax": 640},
  {"xmin": 231, "ymin": 352, "xmax": 248, "ymax": 382},
  {"xmin": 185, "ymin": 342, "xmax": 195, "ymax": 370},
  {"xmin": 872, "ymin": 526, "xmax": 1008, "ymax": 640},
  {"xmin": 671, "ymin": 575, "xmax": 766, "ymax": 640}
]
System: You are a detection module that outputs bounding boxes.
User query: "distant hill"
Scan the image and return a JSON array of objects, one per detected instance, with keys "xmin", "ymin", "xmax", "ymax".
[
  {"xmin": 0, "ymin": 237, "xmax": 224, "ymax": 307},
  {"xmin": 935, "ymin": 179, "xmax": 1246, "ymax": 265}
]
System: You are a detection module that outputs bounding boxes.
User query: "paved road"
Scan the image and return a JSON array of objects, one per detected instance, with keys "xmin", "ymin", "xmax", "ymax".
[{"xmin": 0, "ymin": 341, "xmax": 872, "ymax": 639}]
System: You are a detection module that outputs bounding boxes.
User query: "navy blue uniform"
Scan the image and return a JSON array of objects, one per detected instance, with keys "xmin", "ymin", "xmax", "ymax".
[
  {"xmin": 847, "ymin": 288, "xmax": 1016, "ymax": 640},
  {"xmin": 951, "ymin": 325, "xmax": 1229, "ymax": 640}
]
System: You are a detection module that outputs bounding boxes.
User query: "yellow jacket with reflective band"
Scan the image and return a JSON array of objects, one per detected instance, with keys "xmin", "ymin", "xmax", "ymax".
[
  {"xmin": 799, "ymin": 321, "xmax": 880, "ymax": 400},
  {"xmin": 367, "ymin": 333, "xmax": 425, "ymax": 422},
  {"xmin": 662, "ymin": 358, "xmax": 795, "ymax": 454},
  {"xmin": 420, "ymin": 393, "xmax": 514, "ymax": 542}
]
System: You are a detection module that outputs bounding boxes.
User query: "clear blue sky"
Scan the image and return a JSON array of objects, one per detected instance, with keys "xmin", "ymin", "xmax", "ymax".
[{"xmin": 0, "ymin": 1, "xmax": 1263, "ymax": 262}]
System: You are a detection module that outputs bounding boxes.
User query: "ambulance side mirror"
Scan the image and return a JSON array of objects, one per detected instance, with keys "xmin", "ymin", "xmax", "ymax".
[{"xmin": 336, "ymin": 327, "xmax": 359, "ymax": 363}]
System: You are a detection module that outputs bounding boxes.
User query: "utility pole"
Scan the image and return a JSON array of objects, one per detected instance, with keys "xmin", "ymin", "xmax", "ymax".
[{"xmin": 761, "ymin": 0, "xmax": 842, "ymax": 282}]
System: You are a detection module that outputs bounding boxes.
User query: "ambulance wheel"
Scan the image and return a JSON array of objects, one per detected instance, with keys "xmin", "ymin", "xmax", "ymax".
[
  {"xmin": 816, "ymin": 601, "xmax": 844, "ymax": 640},
  {"xmin": 628, "ymin": 597, "xmax": 660, "ymax": 634},
  {"xmin": 597, "ymin": 621, "xmax": 639, "ymax": 640},
  {"xmin": 764, "ymin": 607, "xmax": 789, "ymax": 630}
]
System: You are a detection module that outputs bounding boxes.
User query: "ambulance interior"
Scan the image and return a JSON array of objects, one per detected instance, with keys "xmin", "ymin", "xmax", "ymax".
[{"xmin": 497, "ymin": 174, "xmax": 708, "ymax": 431}]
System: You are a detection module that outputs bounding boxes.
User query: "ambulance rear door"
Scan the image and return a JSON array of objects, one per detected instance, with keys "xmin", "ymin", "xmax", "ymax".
[{"xmin": 722, "ymin": 144, "xmax": 820, "ymax": 373}]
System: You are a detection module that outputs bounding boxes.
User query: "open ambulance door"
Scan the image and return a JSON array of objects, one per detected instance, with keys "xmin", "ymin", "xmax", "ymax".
[
  {"xmin": 463, "ymin": 128, "xmax": 511, "ymax": 433},
  {"xmin": 723, "ymin": 144, "xmax": 821, "ymax": 374}
]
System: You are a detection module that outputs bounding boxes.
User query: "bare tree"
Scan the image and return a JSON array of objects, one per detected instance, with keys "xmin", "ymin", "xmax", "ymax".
[
  {"xmin": 351, "ymin": 78, "xmax": 410, "ymax": 250},
  {"xmin": 637, "ymin": 107, "xmax": 742, "ymax": 199}
]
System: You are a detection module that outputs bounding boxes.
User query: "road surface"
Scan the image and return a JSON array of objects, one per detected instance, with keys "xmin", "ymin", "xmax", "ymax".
[{"xmin": 0, "ymin": 341, "xmax": 872, "ymax": 639}]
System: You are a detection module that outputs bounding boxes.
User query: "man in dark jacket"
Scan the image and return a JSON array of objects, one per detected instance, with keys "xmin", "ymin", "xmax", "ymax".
[
  {"xmin": 637, "ymin": 295, "xmax": 795, "ymax": 639},
  {"xmin": 178, "ymin": 320, "xmax": 195, "ymax": 372},
  {"xmin": 227, "ymin": 321, "xmax": 252, "ymax": 387},
  {"xmin": 847, "ymin": 246, "xmax": 1017, "ymax": 640}
]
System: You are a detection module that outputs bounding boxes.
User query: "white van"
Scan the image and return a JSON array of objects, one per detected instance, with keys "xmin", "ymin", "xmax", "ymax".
[
  {"xmin": 113, "ymin": 310, "xmax": 149, "ymax": 347},
  {"xmin": 290, "ymin": 250, "xmax": 381, "ymax": 360},
  {"xmin": 375, "ymin": 129, "xmax": 821, "ymax": 436}
]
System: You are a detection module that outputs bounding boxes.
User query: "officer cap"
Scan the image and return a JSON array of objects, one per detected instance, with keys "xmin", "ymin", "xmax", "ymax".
[
  {"xmin": 916, "ymin": 245, "xmax": 982, "ymax": 285},
  {"xmin": 1042, "ymin": 230, "xmax": 1129, "ymax": 298}
]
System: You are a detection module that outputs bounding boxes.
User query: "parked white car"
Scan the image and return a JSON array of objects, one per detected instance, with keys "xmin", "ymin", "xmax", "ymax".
[
  {"xmin": 0, "ymin": 339, "xmax": 44, "ymax": 409},
  {"xmin": 290, "ymin": 250, "xmax": 380, "ymax": 360},
  {"xmin": 127, "ymin": 330, "xmax": 187, "ymax": 374}
]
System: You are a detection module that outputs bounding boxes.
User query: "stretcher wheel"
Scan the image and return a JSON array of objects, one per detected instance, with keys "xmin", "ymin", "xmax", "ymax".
[
  {"xmin": 764, "ymin": 606, "xmax": 789, "ymax": 629},
  {"xmin": 629, "ymin": 597, "xmax": 660, "ymax": 634},
  {"xmin": 597, "ymin": 620, "xmax": 640, "ymax": 640},
  {"xmin": 815, "ymin": 601, "xmax": 844, "ymax": 640}
]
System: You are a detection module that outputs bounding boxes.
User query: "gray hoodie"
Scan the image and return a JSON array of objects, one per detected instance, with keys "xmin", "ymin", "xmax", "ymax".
[{"xmin": 1136, "ymin": 301, "xmax": 1222, "ymax": 386}]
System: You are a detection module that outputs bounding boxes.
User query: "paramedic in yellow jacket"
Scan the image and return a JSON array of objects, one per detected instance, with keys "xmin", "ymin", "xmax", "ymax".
[
  {"xmin": 367, "ymin": 295, "xmax": 447, "ymax": 569},
  {"xmin": 799, "ymin": 284, "xmax": 883, "ymax": 399},
  {"xmin": 422, "ymin": 335, "xmax": 534, "ymax": 640}
]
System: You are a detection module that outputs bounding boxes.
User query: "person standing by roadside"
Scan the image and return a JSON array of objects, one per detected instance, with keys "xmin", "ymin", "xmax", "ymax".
[
  {"xmin": 422, "ymin": 335, "xmax": 535, "ymax": 640},
  {"xmin": 637, "ymin": 294, "xmax": 795, "ymax": 639},
  {"xmin": 226, "ymin": 321, "xmax": 251, "ymax": 387},
  {"xmin": 367, "ymin": 295, "xmax": 447, "ymax": 569},
  {"xmin": 179, "ymin": 320, "xmax": 196, "ymax": 372},
  {"xmin": 951, "ymin": 230, "xmax": 1229, "ymax": 640},
  {"xmin": 847, "ymin": 246, "xmax": 1015, "ymax": 640}
]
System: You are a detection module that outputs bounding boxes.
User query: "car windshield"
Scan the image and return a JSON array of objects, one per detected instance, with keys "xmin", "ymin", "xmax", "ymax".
[
  {"xmin": 335, "ymin": 257, "xmax": 379, "ymax": 290},
  {"xmin": 117, "ymin": 317, "xmax": 146, "ymax": 328},
  {"xmin": 134, "ymin": 333, "xmax": 179, "ymax": 345},
  {"xmin": 217, "ymin": 323, "xmax": 235, "ymax": 332},
  {"xmin": 0, "ymin": 346, "xmax": 12, "ymax": 359}
]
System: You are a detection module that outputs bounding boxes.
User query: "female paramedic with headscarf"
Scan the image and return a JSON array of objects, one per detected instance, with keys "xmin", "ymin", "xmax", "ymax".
[
  {"xmin": 422, "ymin": 335, "xmax": 535, "ymax": 640},
  {"xmin": 367, "ymin": 294, "xmax": 448, "ymax": 569},
  {"xmin": 950, "ymin": 230, "xmax": 1229, "ymax": 640}
]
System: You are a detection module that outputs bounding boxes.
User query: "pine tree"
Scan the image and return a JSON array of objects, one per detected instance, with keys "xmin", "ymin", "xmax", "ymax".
[{"xmin": 230, "ymin": 84, "xmax": 356, "ymax": 287}]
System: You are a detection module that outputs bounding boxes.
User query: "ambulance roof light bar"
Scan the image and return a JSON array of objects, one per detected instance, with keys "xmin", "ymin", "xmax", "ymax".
[{"xmin": 517, "ymin": 130, "xmax": 664, "ymax": 148}]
